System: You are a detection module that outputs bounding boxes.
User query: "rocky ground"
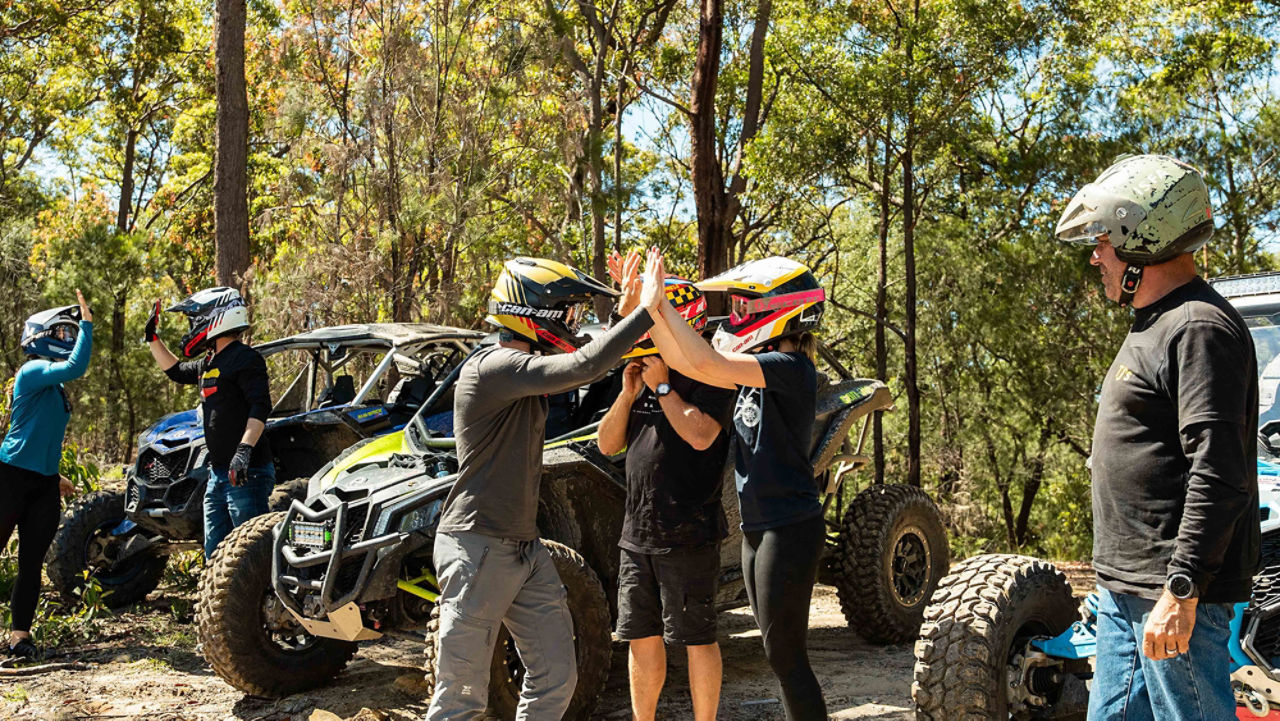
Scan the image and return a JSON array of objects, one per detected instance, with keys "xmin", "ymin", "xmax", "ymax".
[{"xmin": 1, "ymin": 584, "xmax": 917, "ymax": 721}]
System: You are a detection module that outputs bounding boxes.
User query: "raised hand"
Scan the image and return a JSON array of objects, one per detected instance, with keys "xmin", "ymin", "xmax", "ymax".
[
  {"xmin": 640, "ymin": 247, "xmax": 667, "ymax": 311},
  {"xmin": 75, "ymin": 289, "xmax": 92, "ymax": 323},
  {"xmin": 143, "ymin": 300, "xmax": 162, "ymax": 343}
]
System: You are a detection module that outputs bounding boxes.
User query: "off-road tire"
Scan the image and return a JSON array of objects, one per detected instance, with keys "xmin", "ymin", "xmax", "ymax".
[
  {"xmin": 833, "ymin": 483, "xmax": 949, "ymax": 644},
  {"xmin": 46, "ymin": 490, "xmax": 168, "ymax": 608},
  {"xmin": 196, "ymin": 512, "xmax": 357, "ymax": 697},
  {"xmin": 423, "ymin": 539, "xmax": 612, "ymax": 720},
  {"xmin": 912, "ymin": 554, "xmax": 1079, "ymax": 720},
  {"xmin": 267, "ymin": 477, "xmax": 309, "ymax": 512}
]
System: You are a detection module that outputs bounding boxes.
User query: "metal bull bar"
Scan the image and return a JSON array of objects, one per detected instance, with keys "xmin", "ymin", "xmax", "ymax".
[{"xmin": 271, "ymin": 499, "xmax": 401, "ymax": 641}]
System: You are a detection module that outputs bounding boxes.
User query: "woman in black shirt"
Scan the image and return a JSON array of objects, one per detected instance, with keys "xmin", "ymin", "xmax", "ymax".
[{"xmin": 640, "ymin": 248, "xmax": 829, "ymax": 721}]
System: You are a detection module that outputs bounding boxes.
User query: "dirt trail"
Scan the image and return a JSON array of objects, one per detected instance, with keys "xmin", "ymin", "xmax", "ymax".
[{"xmin": 2, "ymin": 585, "xmax": 916, "ymax": 721}]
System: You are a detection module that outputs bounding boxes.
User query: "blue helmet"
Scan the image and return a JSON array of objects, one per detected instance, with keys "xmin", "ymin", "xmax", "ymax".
[{"xmin": 21, "ymin": 305, "xmax": 82, "ymax": 360}]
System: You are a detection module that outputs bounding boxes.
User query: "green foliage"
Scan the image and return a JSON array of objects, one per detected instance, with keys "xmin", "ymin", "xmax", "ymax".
[{"xmin": 2, "ymin": 0, "xmax": 1278, "ymax": 563}]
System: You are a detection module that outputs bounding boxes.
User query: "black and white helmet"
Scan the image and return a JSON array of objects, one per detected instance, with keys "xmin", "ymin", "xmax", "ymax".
[
  {"xmin": 168, "ymin": 287, "xmax": 250, "ymax": 358},
  {"xmin": 20, "ymin": 305, "xmax": 82, "ymax": 360}
]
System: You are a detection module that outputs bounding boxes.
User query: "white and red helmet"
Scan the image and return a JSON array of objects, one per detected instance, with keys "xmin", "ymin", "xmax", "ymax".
[
  {"xmin": 168, "ymin": 287, "xmax": 250, "ymax": 357},
  {"xmin": 698, "ymin": 257, "xmax": 825, "ymax": 354}
]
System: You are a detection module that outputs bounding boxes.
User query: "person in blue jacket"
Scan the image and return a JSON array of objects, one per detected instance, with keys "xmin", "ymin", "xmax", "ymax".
[{"xmin": 0, "ymin": 291, "xmax": 93, "ymax": 659}]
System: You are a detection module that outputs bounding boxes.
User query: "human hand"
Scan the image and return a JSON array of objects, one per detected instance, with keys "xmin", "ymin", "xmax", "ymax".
[
  {"xmin": 640, "ymin": 247, "xmax": 667, "ymax": 311},
  {"xmin": 622, "ymin": 360, "xmax": 645, "ymax": 400},
  {"xmin": 640, "ymin": 356, "xmax": 669, "ymax": 391},
  {"xmin": 1142, "ymin": 590, "xmax": 1197, "ymax": 660},
  {"xmin": 143, "ymin": 300, "xmax": 161, "ymax": 343},
  {"xmin": 612, "ymin": 251, "xmax": 644, "ymax": 316},
  {"xmin": 76, "ymin": 289, "xmax": 92, "ymax": 323},
  {"xmin": 59, "ymin": 476, "xmax": 76, "ymax": 498},
  {"xmin": 228, "ymin": 443, "xmax": 254, "ymax": 487}
]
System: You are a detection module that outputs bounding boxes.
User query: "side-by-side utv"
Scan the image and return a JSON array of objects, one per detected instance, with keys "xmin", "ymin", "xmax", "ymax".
[{"xmin": 47, "ymin": 324, "xmax": 483, "ymax": 608}]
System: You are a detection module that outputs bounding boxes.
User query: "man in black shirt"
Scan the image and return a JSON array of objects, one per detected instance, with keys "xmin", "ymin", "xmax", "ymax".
[
  {"xmin": 1056, "ymin": 155, "xmax": 1259, "ymax": 720},
  {"xmin": 598, "ymin": 273, "xmax": 733, "ymax": 721},
  {"xmin": 145, "ymin": 287, "xmax": 274, "ymax": 559}
]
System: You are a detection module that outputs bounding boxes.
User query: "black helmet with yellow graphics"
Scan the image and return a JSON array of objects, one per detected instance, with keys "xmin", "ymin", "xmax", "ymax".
[
  {"xmin": 486, "ymin": 257, "xmax": 617, "ymax": 354},
  {"xmin": 698, "ymin": 257, "xmax": 826, "ymax": 354},
  {"xmin": 622, "ymin": 276, "xmax": 708, "ymax": 359}
]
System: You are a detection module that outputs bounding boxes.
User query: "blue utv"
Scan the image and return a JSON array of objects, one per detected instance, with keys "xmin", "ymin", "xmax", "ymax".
[{"xmin": 46, "ymin": 324, "xmax": 483, "ymax": 609}]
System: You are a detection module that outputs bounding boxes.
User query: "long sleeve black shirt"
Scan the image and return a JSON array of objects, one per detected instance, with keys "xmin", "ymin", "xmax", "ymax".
[
  {"xmin": 1091, "ymin": 277, "xmax": 1259, "ymax": 603},
  {"xmin": 165, "ymin": 341, "xmax": 273, "ymax": 470}
]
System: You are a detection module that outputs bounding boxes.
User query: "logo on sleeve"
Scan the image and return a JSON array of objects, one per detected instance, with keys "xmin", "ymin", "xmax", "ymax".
[
  {"xmin": 1114, "ymin": 364, "xmax": 1135, "ymax": 382},
  {"xmin": 734, "ymin": 393, "xmax": 761, "ymax": 428}
]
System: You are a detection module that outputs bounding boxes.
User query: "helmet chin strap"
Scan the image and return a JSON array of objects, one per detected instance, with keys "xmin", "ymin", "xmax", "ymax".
[{"xmin": 1119, "ymin": 264, "xmax": 1144, "ymax": 307}]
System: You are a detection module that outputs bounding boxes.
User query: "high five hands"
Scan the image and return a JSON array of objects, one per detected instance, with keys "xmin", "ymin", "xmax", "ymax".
[
  {"xmin": 607, "ymin": 250, "xmax": 644, "ymax": 317},
  {"xmin": 640, "ymin": 246, "xmax": 667, "ymax": 312}
]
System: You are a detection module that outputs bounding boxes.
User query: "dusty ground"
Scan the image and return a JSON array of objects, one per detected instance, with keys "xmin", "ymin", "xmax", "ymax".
[{"xmin": 1, "ymin": 584, "xmax": 916, "ymax": 721}]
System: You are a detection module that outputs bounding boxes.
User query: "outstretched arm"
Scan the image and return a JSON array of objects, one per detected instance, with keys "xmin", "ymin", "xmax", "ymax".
[{"xmin": 641, "ymin": 249, "xmax": 765, "ymax": 388}]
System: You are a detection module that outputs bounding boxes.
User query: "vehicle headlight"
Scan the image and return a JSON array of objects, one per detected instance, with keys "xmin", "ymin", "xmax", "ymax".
[
  {"xmin": 397, "ymin": 500, "xmax": 443, "ymax": 533},
  {"xmin": 372, "ymin": 497, "xmax": 443, "ymax": 536}
]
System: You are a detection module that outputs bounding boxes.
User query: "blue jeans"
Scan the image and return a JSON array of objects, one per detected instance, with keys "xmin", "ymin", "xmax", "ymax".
[
  {"xmin": 203, "ymin": 463, "xmax": 274, "ymax": 559},
  {"xmin": 1087, "ymin": 587, "xmax": 1235, "ymax": 721}
]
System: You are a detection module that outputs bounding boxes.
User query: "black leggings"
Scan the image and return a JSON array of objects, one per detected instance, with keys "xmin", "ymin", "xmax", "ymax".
[
  {"xmin": 742, "ymin": 513, "xmax": 828, "ymax": 721},
  {"xmin": 0, "ymin": 462, "xmax": 62, "ymax": 633}
]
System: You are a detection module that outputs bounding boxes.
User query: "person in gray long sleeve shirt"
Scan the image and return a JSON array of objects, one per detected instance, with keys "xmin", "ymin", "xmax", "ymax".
[{"xmin": 427, "ymin": 255, "xmax": 659, "ymax": 721}]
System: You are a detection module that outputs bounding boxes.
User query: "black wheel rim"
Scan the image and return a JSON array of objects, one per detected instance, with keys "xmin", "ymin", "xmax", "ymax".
[
  {"xmin": 84, "ymin": 522, "xmax": 147, "ymax": 586},
  {"xmin": 889, "ymin": 525, "xmax": 930, "ymax": 607}
]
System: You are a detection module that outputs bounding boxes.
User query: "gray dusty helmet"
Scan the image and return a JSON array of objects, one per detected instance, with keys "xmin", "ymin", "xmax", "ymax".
[{"xmin": 1055, "ymin": 154, "xmax": 1214, "ymax": 265}]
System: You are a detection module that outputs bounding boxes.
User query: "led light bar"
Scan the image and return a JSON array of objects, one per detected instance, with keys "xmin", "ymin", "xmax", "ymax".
[
  {"xmin": 290, "ymin": 520, "xmax": 333, "ymax": 549},
  {"xmin": 1209, "ymin": 272, "xmax": 1280, "ymax": 299}
]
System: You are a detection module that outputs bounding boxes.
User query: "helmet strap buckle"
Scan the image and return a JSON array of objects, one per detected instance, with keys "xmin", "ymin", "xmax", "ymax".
[{"xmin": 1119, "ymin": 264, "xmax": 1144, "ymax": 307}]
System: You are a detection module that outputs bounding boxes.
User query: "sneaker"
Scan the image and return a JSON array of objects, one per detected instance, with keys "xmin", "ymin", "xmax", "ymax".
[{"xmin": 8, "ymin": 638, "xmax": 39, "ymax": 660}]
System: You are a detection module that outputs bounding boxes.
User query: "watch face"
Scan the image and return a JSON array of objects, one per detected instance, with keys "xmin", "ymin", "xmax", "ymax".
[
  {"xmin": 1169, "ymin": 575, "xmax": 1193, "ymax": 598},
  {"xmin": 656, "ymin": 382, "xmax": 671, "ymax": 396}
]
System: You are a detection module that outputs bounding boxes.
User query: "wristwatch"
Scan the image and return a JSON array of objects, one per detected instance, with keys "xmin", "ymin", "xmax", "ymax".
[
  {"xmin": 655, "ymin": 382, "xmax": 672, "ymax": 397},
  {"xmin": 1167, "ymin": 572, "xmax": 1198, "ymax": 600}
]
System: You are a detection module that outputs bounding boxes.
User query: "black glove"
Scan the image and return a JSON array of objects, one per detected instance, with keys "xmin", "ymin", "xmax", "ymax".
[
  {"xmin": 228, "ymin": 443, "xmax": 254, "ymax": 487},
  {"xmin": 143, "ymin": 300, "xmax": 161, "ymax": 343}
]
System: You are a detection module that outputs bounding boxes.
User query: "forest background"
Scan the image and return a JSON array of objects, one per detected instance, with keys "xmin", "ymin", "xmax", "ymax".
[{"xmin": 2, "ymin": 0, "xmax": 1279, "ymax": 561}]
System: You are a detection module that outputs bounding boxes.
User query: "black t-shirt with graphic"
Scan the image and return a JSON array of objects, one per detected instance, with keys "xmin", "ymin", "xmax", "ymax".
[
  {"xmin": 165, "ymin": 341, "xmax": 273, "ymax": 470},
  {"xmin": 1091, "ymin": 277, "xmax": 1259, "ymax": 603},
  {"xmin": 621, "ymin": 369, "xmax": 734, "ymax": 552},
  {"xmin": 734, "ymin": 351, "xmax": 821, "ymax": 531}
]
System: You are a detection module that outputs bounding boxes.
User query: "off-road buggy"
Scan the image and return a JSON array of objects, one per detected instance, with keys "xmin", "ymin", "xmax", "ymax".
[
  {"xmin": 912, "ymin": 271, "xmax": 1280, "ymax": 720},
  {"xmin": 48, "ymin": 324, "xmax": 484, "ymax": 608},
  {"xmin": 195, "ymin": 336, "xmax": 951, "ymax": 719}
]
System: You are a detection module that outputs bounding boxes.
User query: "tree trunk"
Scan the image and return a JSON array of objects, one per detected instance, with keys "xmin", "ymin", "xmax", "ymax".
[
  {"xmin": 117, "ymin": 128, "xmax": 138, "ymax": 232},
  {"xmin": 902, "ymin": 130, "xmax": 921, "ymax": 488},
  {"xmin": 213, "ymin": 0, "xmax": 251, "ymax": 292},
  {"xmin": 690, "ymin": 0, "xmax": 728, "ymax": 279},
  {"xmin": 588, "ymin": 72, "xmax": 610, "ymax": 319},
  {"xmin": 1013, "ymin": 424, "xmax": 1053, "ymax": 545},
  {"xmin": 873, "ymin": 134, "xmax": 891, "ymax": 486}
]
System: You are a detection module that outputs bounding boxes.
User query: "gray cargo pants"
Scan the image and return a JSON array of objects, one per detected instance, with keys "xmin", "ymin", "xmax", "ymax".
[{"xmin": 425, "ymin": 530, "xmax": 577, "ymax": 720}]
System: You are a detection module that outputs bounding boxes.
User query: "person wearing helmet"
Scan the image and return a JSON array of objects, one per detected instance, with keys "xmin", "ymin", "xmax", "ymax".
[
  {"xmin": 596, "ymin": 260, "xmax": 734, "ymax": 721},
  {"xmin": 0, "ymin": 291, "xmax": 93, "ymax": 659},
  {"xmin": 1056, "ymin": 154, "xmax": 1257, "ymax": 720},
  {"xmin": 638, "ymin": 250, "xmax": 828, "ymax": 721},
  {"xmin": 425, "ymin": 256, "xmax": 661, "ymax": 721},
  {"xmin": 145, "ymin": 287, "xmax": 274, "ymax": 560}
]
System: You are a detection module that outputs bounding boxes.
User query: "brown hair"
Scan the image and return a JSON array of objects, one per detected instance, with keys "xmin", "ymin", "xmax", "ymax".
[{"xmin": 796, "ymin": 332, "xmax": 817, "ymax": 361}]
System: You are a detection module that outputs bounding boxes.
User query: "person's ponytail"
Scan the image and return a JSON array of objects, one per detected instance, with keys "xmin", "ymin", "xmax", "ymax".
[{"xmin": 797, "ymin": 332, "xmax": 817, "ymax": 362}]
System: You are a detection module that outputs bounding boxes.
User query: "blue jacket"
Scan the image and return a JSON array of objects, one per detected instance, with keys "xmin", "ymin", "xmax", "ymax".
[{"xmin": 0, "ymin": 321, "xmax": 93, "ymax": 476}]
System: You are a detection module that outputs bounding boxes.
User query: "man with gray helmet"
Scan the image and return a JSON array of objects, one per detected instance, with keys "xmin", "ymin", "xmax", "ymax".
[{"xmin": 1056, "ymin": 154, "xmax": 1259, "ymax": 719}]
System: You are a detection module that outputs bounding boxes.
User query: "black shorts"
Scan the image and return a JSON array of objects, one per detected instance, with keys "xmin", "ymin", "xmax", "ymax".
[{"xmin": 615, "ymin": 545, "xmax": 719, "ymax": 646}]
